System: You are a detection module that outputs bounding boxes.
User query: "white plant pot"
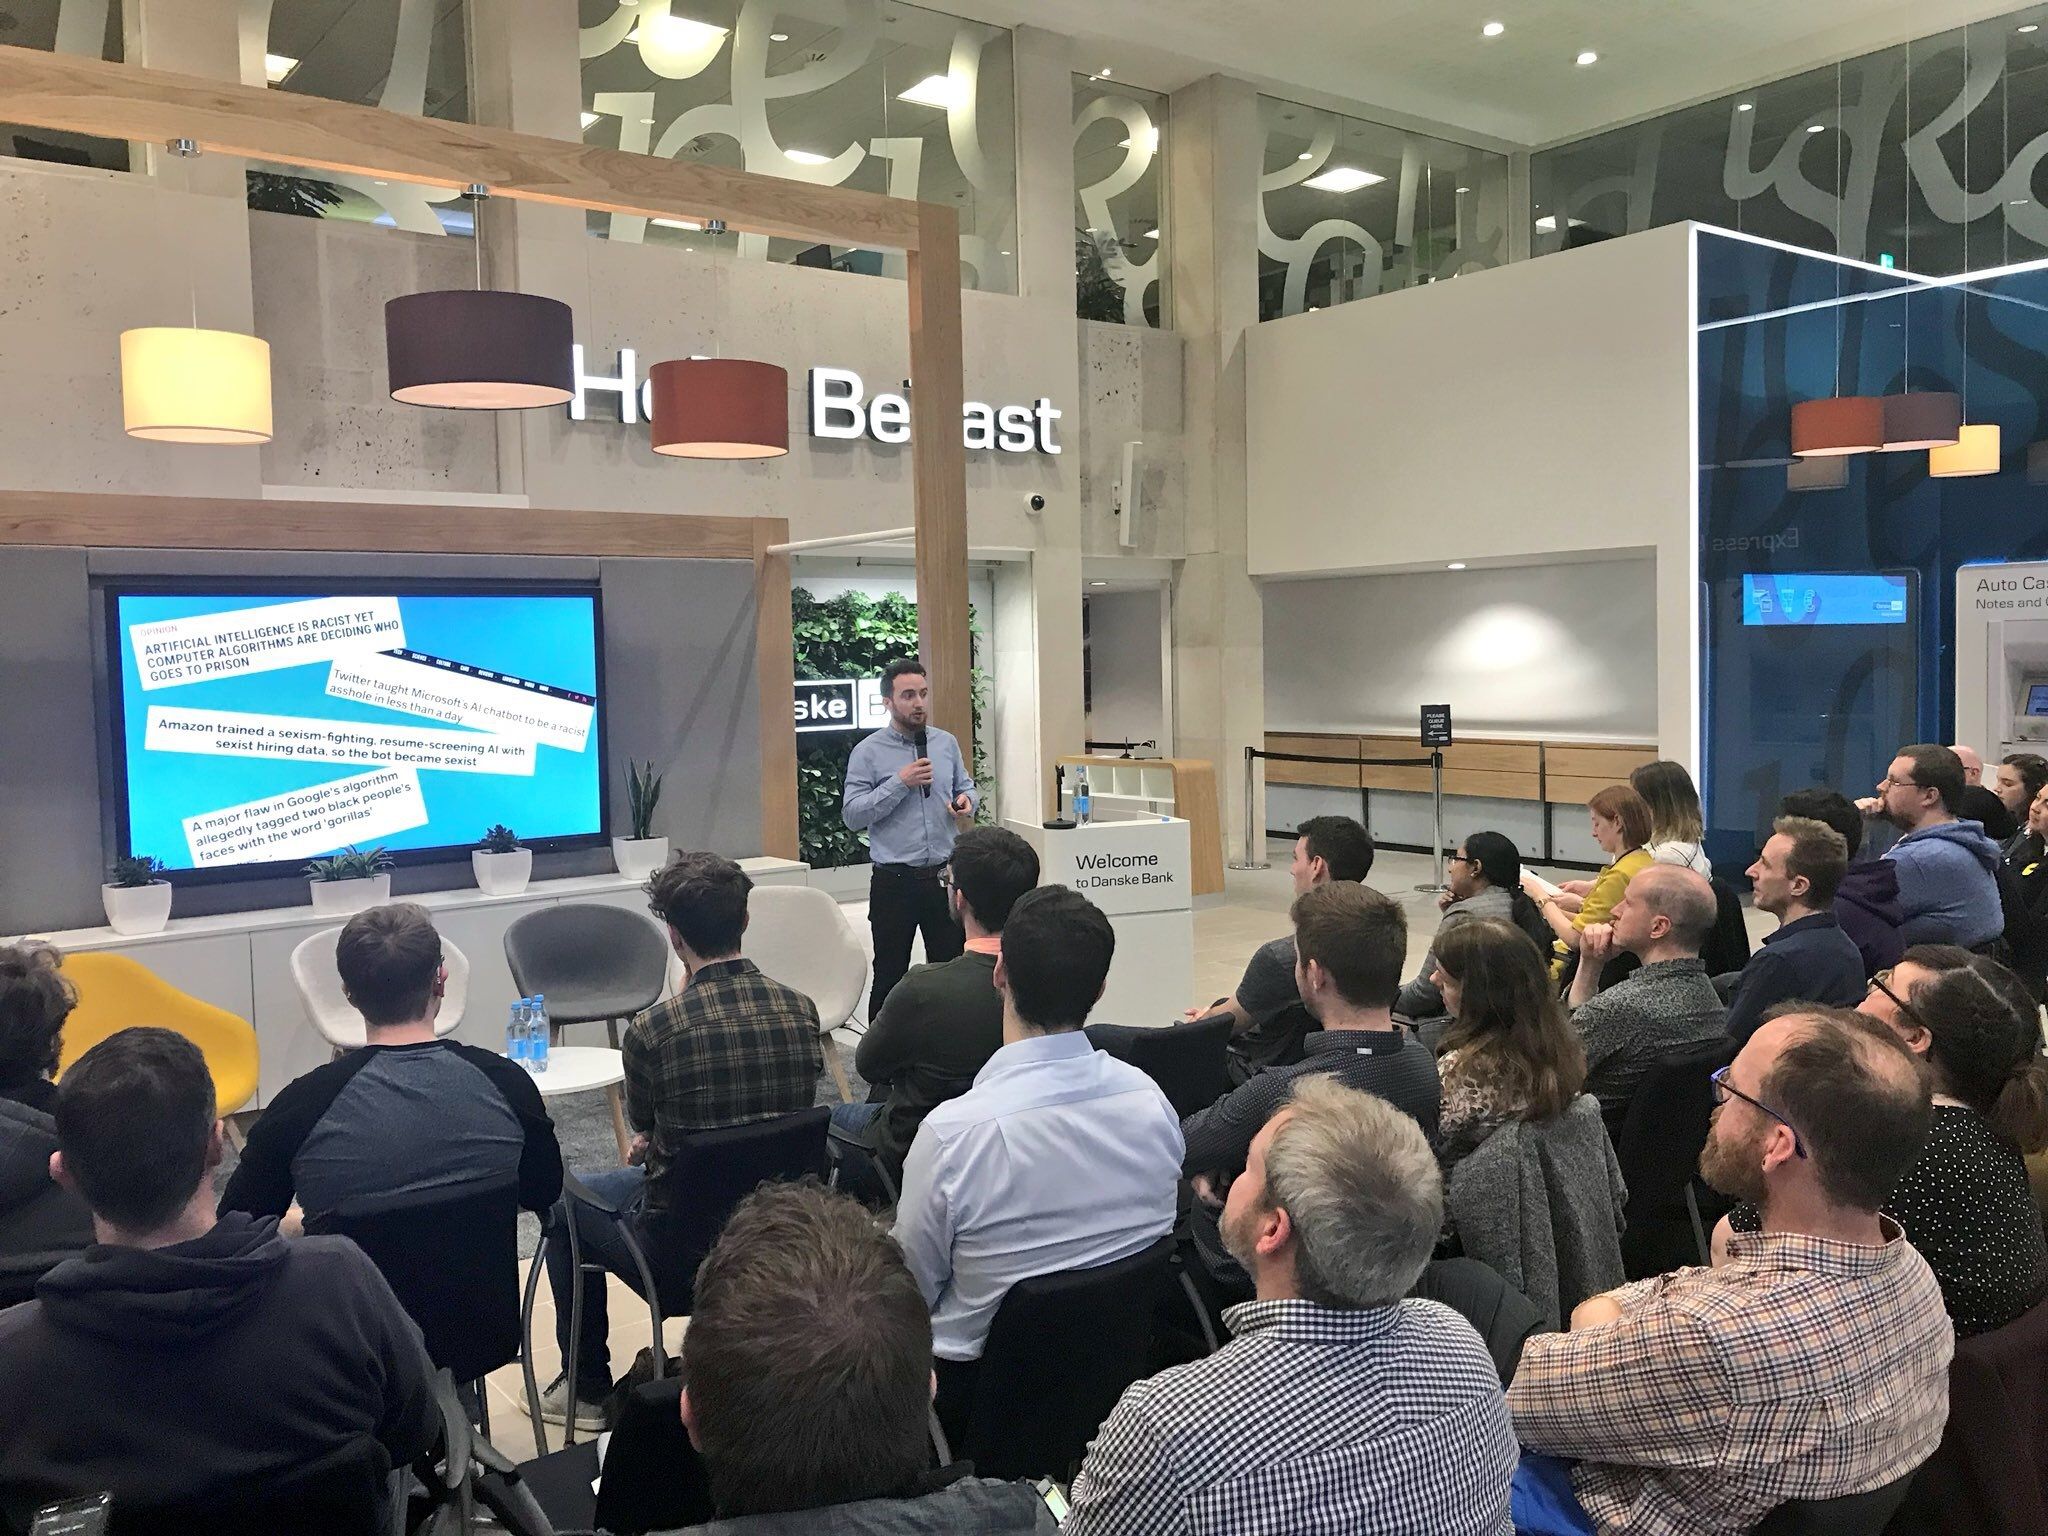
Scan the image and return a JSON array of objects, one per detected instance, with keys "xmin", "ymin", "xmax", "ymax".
[
  {"xmin": 308, "ymin": 874, "xmax": 391, "ymax": 917},
  {"xmin": 612, "ymin": 835, "xmax": 669, "ymax": 881},
  {"xmin": 101, "ymin": 880, "xmax": 173, "ymax": 936},
  {"xmin": 472, "ymin": 848, "xmax": 533, "ymax": 896}
]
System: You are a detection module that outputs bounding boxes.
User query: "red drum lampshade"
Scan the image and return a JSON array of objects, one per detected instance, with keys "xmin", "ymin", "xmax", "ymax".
[
  {"xmin": 648, "ymin": 358, "xmax": 789, "ymax": 458},
  {"xmin": 385, "ymin": 290, "xmax": 575, "ymax": 409},
  {"xmin": 1790, "ymin": 396, "xmax": 1885, "ymax": 457}
]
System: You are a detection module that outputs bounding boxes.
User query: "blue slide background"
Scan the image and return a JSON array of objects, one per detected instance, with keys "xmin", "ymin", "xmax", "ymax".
[{"xmin": 113, "ymin": 590, "xmax": 603, "ymax": 871}]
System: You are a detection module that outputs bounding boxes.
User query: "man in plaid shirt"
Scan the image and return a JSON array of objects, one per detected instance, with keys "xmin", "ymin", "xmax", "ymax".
[
  {"xmin": 1508, "ymin": 1007, "xmax": 1953, "ymax": 1535},
  {"xmin": 541, "ymin": 851, "xmax": 821, "ymax": 1425}
]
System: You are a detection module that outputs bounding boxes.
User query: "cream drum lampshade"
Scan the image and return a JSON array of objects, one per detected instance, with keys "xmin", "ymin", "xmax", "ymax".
[{"xmin": 120, "ymin": 327, "xmax": 274, "ymax": 444}]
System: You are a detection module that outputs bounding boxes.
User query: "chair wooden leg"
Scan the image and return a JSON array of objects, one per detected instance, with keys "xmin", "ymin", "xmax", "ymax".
[
  {"xmin": 606, "ymin": 1084, "xmax": 632, "ymax": 1165},
  {"xmin": 606, "ymin": 1016, "xmax": 620, "ymax": 1050},
  {"xmin": 223, "ymin": 1114, "xmax": 249, "ymax": 1152},
  {"xmin": 824, "ymin": 1036, "xmax": 855, "ymax": 1105}
]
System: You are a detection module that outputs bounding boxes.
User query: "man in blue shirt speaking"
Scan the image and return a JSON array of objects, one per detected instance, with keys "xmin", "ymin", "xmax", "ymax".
[{"xmin": 843, "ymin": 657, "xmax": 978, "ymax": 1019}]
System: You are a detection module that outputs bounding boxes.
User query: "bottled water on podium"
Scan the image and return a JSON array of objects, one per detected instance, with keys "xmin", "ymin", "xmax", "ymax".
[
  {"xmin": 1074, "ymin": 766, "xmax": 1092, "ymax": 826},
  {"xmin": 531, "ymin": 994, "xmax": 551, "ymax": 1074},
  {"xmin": 508, "ymin": 999, "xmax": 530, "ymax": 1067}
]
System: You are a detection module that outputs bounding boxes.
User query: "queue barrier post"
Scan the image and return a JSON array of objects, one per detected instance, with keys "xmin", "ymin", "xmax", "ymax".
[{"xmin": 1229, "ymin": 745, "xmax": 1269, "ymax": 870}]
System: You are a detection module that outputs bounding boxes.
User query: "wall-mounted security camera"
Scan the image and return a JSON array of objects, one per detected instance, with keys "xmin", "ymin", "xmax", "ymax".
[{"xmin": 1027, "ymin": 493, "xmax": 1047, "ymax": 514}]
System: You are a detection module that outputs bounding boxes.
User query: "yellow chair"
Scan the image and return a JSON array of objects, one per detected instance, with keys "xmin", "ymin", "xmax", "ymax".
[{"xmin": 55, "ymin": 952, "xmax": 261, "ymax": 1134}]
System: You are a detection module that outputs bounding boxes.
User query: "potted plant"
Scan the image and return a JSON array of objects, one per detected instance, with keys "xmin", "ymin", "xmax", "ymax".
[
  {"xmin": 613, "ymin": 759, "xmax": 668, "ymax": 880},
  {"xmin": 304, "ymin": 845, "xmax": 394, "ymax": 916},
  {"xmin": 473, "ymin": 824, "xmax": 532, "ymax": 896},
  {"xmin": 102, "ymin": 854, "xmax": 173, "ymax": 935}
]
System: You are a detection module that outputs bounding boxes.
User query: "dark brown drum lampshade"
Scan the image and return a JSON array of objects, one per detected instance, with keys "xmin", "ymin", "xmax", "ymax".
[
  {"xmin": 1880, "ymin": 391, "xmax": 1962, "ymax": 452},
  {"xmin": 1790, "ymin": 395, "xmax": 1885, "ymax": 457},
  {"xmin": 385, "ymin": 290, "xmax": 575, "ymax": 409},
  {"xmin": 648, "ymin": 358, "xmax": 789, "ymax": 458}
]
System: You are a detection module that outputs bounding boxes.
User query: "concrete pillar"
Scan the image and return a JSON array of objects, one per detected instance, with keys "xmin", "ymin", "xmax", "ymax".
[
  {"xmin": 1011, "ymin": 26, "xmax": 1075, "ymax": 309},
  {"xmin": 1168, "ymin": 75, "xmax": 1265, "ymax": 858}
]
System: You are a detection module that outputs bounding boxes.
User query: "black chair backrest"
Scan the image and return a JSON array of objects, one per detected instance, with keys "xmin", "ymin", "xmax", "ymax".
[
  {"xmin": 641, "ymin": 1107, "xmax": 831, "ymax": 1316},
  {"xmin": 1752, "ymin": 1470, "xmax": 1914, "ymax": 1535},
  {"xmin": 1086, "ymin": 1016, "xmax": 1231, "ymax": 1118},
  {"xmin": 961, "ymin": 1234, "xmax": 1174, "ymax": 1483},
  {"xmin": 1614, "ymin": 1037, "xmax": 1736, "ymax": 1280},
  {"xmin": 1409, "ymin": 1257, "xmax": 1544, "ymax": 1387},
  {"xmin": 593, "ymin": 1376, "xmax": 716, "ymax": 1536},
  {"xmin": 307, "ymin": 1179, "xmax": 523, "ymax": 1384},
  {"xmin": 1703, "ymin": 876, "xmax": 1752, "ymax": 977}
]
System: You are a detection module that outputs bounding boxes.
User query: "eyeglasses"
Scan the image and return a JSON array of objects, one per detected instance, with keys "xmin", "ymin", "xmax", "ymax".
[
  {"xmin": 1448, "ymin": 853, "xmax": 1479, "ymax": 867},
  {"xmin": 1877, "ymin": 775, "xmax": 1925, "ymax": 792},
  {"xmin": 1709, "ymin": 1064, "xmax": 1807, "ymax": 1158},
  {"xmin": 1868, "ymin": 968, "xmax": 1927, "ymax": 1032},
  {"xmin": 938, "ymin": 867, "xmax": 955, "ymax": 892}
]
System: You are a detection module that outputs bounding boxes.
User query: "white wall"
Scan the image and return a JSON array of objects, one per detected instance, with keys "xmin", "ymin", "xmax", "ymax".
[
  {"xmin": 1262, "ymin": 558, "xmax": 1657, "ymax": 741},
  {"xmin": 1245, "ymin": 222, "xmax": 1697, "ymax": 764},
  {"xmin": 1085, "ymin": 589, "xmax": 1167, "ymax": 749}
]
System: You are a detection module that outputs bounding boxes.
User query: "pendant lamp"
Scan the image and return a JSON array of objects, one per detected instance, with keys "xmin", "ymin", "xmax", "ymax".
[
  {"xmin": 385, "ymin": 186, "xmax": 575, "ymax": 409},
  {"xmin": 648, "ymin": 359, "xmax": 790, "ymax": 458},
  {"xmin": 1880, "ymin": 391, "xmax": 1961, "ymax": 452},
  {"xmin": 118, "ymin": 140, "xmax": 273, "ymax": 445},
  {"xmin": 1791, "ymin": 396, "xmax": 1885, "ymax": 457},
  {"xmin": 2026, "ymin": 440, "xmax": 2048, "ymax": 486},
  {"xmin": 1929, "ymin": 423, "xmax": 2001, "ymax": 478}
]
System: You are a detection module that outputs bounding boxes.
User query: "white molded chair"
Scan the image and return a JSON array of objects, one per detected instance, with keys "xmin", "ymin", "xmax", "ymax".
[
  {"xmin": 290, "ymin": 926, "xmax": 469, "ymax": 1050},
  {"xmin": 742, "ymin": 884, "xmax": 871, "ymax": 1103}
]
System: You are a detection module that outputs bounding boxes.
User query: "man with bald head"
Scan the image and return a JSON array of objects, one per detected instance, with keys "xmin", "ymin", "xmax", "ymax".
[
  {"xmin": 1508, "ymin": 1009, "xmax": 1951, "ymax": 1535},
  {"xmin": 1567, "ymin": 864, "xmax": 1727, "ymax": 1119}
]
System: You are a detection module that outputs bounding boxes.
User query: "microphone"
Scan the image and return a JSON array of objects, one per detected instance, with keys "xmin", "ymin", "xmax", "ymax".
[{"xmin": 915, "ymin": 728, "xmax": 930, "ymax": 797}]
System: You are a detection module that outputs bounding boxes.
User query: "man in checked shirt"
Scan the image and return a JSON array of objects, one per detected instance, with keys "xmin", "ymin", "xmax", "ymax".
[{"xmin": 1508, "ymin": 1007, "xmax": 1953, "ymax": 1536}]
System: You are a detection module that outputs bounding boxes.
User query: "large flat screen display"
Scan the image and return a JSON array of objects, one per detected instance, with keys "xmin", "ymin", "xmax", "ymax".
[
  {"xmin": 1739, "ymin": 572, "xmax": 1909, "ymax": 627},
  {"xmin": 106, "ymin": 585, "xmax": 605, "ymax": 878}
]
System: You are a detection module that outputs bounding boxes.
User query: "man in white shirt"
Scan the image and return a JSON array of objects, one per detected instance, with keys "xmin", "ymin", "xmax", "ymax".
[{"xmin": 891, "ymin": 884, "xmax": 1184, "ymax": 1444}]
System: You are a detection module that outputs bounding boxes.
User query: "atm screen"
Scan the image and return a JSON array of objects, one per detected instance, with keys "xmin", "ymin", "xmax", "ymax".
[
  {"xmin": 1740, "ymin": 572, "xmax": 1910, "ymax": 627},
  {"xmin": 2026, "ymin": 684, "xmax": 2048, "ymax": 717}
]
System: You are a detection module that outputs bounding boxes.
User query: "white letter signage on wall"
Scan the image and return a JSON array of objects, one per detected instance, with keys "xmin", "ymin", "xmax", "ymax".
[{"xmin": 793, "ymin": 678, "xmax": 890, "ymax": 734}]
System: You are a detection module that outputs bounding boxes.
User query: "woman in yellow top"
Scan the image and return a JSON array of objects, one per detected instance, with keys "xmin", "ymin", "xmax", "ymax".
[{"xmin": 1524, "ymin": 783, "xmax": 1654, "ymax": 980}]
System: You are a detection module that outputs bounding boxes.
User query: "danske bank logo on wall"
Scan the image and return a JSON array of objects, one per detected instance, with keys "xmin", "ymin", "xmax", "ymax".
[{"xmin": 794, "ymin": 678, "xmax": 889, "ymax": 734}]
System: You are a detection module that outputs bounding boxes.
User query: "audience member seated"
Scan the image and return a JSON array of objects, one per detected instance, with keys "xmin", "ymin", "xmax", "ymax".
[
  {"xmin": 891, "ymin": 886, "xmax": 1183, "ymax": 1428},
  {"xmin": 668, "ymin": 1181, "xmax": 1058, "ymax": 1534},
  {"xmin": 1723, "ymin": 816, "xmax": 1867, "ymax": 1044},
  {"xmin": 835, "ymin": 825, "xmax": 1039, "ymax": 1201},
  {"xmin": 1994, "ymin": 753, "xmax": 2048, "ymax": 851},
  {"xmin": 1565, "ymin": 865, "xmax": 1726, "ymax": 1118},
  {"xmin": 1431, "ymin": 917, "xmax": 1588, "ymax": 1177},
  {"xmin": 0, "ymin": 1028, "xmax": 439, "ymax": 1519},
  {"xmin": 0, "ymin": 945, "xmax": 92, "ymax": 1302},
  {"xmin": 1527, "ymin": 785, "xmax": 1655, "ymax": 980},
  {"xmin": 1065, "ymin": 1077, "xmax": 1516, "ymax": 1535},
  {"xmin": 1633, "ymin": 759, "xmax": 1714, "ymax": 878},
  {"xmin": 1187, "ymin": 816, "xmax": 1374, "ymax": 1079},
  {"xmin": 2004, "ymin": 779, "xmax": 2048, "ymax": 905},
  {"xmin": 1396, "ymin": 830, "xmax": 1520, "ymax": 1024},
  {"xmin": 1953, "ymin": 743, "xmax": 2018, "ymax": 843},
  {"xmin": 1507, "ymin": 1008, "xmax": 1951, "ymax": 1536},
  {"xmin": 1870, "ymin": 744, "xmax": 2003, "ymax": 949},
  {"xmin": 1782, "ymin": 786, "xmax": 1903, "ymax": 975},
  {"xmin": 544, "ymin": 852, "xmax": 822, "ymax": 1427},
  {"xmin": 1182, "ymin": 883, "xmax": 1439, "ymax": 1295},
  {"xmin": 219, "ymin": 902, "xmax": 562, "ymax": 1229},
  {"xmin": 1727, "ymin": 947, "xmax": 2048, "ymax": 1337}
]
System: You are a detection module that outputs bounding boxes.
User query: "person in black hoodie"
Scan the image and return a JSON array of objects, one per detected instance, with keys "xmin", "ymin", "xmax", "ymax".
[
  {"xmin": 0, "ymin": 1027, "xmax": 438, "ymax": 1525},
  {"xmin": 1781, "ymin": 788, "xmax": 1900, "ymax": 977}
]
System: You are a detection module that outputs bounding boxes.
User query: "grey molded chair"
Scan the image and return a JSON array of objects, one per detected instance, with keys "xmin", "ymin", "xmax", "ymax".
[{"xmin": 503, "ymin": 904, "xmax": 670, "ymax": 1050}]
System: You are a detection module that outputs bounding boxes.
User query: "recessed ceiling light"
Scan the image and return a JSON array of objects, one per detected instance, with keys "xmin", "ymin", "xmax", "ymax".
[
  {"xmin": 653, "ymin": 218, "xmax": 704, "ymax": 230},
  {"xmin": 1456, "ymin": 185, "xmax": 1470, "ymax": 193},
  {"xmin": 580, "ymin": 110, "xmax": 601, "ymax": 129},
  {"xmin": 1447, "ymin": 562, "xmax": 1467, "ymax": 570},
  {"xmin": 1296, "ymin": 151, "xmax": 1314, "ymax": 161},
  {"xmin": 897, "ymin": 73, "xmax": 964, "ymax": 109},
  {"xmin": 639, "ymin": 116, "xmax": 656, "ymax": 124},
  {"xmin": 785, "ymin": 148, "xmax": 832, "ymax": 165},
  {"xmin": 1575, "ymin": 50, "xmax": 1599, "ymax": 67},
  {"xmin": 1000, "ymin": 249, "xmax": 1011, "ymax": 255},
  {"xmin": 635, "ymin": 14, "xmax": 729, "ymax": 51},
  {"xmin": 1482, "ymin": 21, "xmax": 1505, "ymax": 37},
  {"xmin": 1089, "ymin": 581, "xmax": 1108, "ymax": 588},
  {"xmin": 1143, "ymin": 228, "xmax": 1159, "ymax": 239},
  {"xmin": 1807, "ymin": 123, "xmax": 1826, "ymax": 134},
  {"xmin": 263, "ymin": 52, "xmax": 297, "ymax": 84},
  {"xmin": 1098, "ymin": 67, "xmax": 1113, "ymax": 77},
  {"xmin": 1736, "ymin": 102, "xmax": 1754, "ymax": 112},
  {"xmin": 2022, "ymin": 23, "xmax": 2040, "ymax": 33},
  {"xmin": 1534, "ymin": 214, "xmax": 1589, "ymax": 233},
  {"xmin": 2013, "ymin": 199, "xmax": 2032, "ymax": 206},
  {"xmin": 1302, "ymin": 166, "xmax": 1385, "ymax": 193},
  {"xmin": 770, "ymin": 30, "xmax": 790, "ymax": 40}
]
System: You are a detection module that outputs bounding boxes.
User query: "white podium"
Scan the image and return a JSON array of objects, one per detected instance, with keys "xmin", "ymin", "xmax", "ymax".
[{"xmin": 1009, "ymin": 817, "xmax": 1194, "ymax": 1027}]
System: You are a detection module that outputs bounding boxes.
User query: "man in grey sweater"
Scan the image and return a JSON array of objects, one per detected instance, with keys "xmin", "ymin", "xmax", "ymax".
[{"xmin": 1569, "ymin": 864, "xmax": 1727, "ymax": 1119}]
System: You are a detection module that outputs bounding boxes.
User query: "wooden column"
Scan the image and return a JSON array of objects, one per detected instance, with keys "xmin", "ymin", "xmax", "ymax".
[
  {"xmin": 751, "ymin": 519, "xmax": 799, "ymax": 860},
  {"xmin": 905, "ymin": 202, "xmax": 973, "ymax": 740}
]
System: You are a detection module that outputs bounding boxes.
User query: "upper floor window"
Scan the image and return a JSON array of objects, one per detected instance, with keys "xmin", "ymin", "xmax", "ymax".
[{"xmin": 1075, "ymin": 74, "xmax": 1167, "ymax": 327}]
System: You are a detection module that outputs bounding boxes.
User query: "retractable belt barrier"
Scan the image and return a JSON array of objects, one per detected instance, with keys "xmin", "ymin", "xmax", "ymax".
[{"xmin": 1233, "ymin": 745, "xmax": 1447, "ymax": 889}]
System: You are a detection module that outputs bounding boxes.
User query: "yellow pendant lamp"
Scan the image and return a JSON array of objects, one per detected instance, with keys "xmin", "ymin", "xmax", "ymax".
[
  {"xmin": 118, "ymin": 139, "xmax": 273, "ymax": 445},
  {"xmin": 1929, "ymin": 423, "xmax": 2001, "ymax": 478}
]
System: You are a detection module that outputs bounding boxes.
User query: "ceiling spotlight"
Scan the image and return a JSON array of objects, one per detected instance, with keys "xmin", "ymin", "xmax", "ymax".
[
  {"xmin": 770, "ymin": 30, "xmax": 789, "ymax": 40},
  {"xmin": 1482, "ymin": 21, "xmax": 1505, "ymax": 37},
  {"xmin": 1301, "ymin": 166, "xmax": 1385, "ymax": 193},
  {"xmin": 580, "ymin": 110, "xmax": 600, "ymax": 129},
  {"xmin": 1098, "ymin": 67, "xmax": 1113, "ymax": 77},
  {"xmin": 2022, "ymin": 23, "xmax": 2040, "ymax": 33},
  {"xmin": 1575, "ymin": 50, "xmax": 1599, "ymax": 66},
  {"xmin": 1089, "ymin": 581, "xmax": 1109, "ymax": 588},
  {"xmin": 1143, "ymin": 228, "xmax": 1160, "ymax": 239},
  {"xmin": 1736, "ymin": 102, "xmax": 1754, "ymax": 112},
  {"xmin": 263, "ymin": 52, "xmax": 298, "ymax": 84},
  {"xmin": 652, "ymin": 218, "xmax": 704, "ymax": 230},
  {"xmin": 1297, "ymin": 151, "xmax": 1314, "ymax": 161},
  {"xmin": 1456, "ymin": 185, "xmax": 1470, "ymax": 193},
  {"xmin": 639, "ymin": 116, "xmax": 656, "ymax": 124},
  {"xmin": 1807, "ymin": 123, "xmax": 1826, "ymax": 134},
  {"xmin": 784, "ymin": 148, "xmax": 832, "ymax": 165},
  {"xmin": 1447, "ymin": 562, "xmax": 1467, "ymax": 570},
  {"xmin": 897, "ymin": 73, "xmax": 964, "ymax": 109}
]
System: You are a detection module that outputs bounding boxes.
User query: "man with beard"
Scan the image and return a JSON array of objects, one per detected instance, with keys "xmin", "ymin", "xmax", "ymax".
[
  {"xmin": 1506, "ymin": 1009, "xmax": 1953, "ymax": 1536},
  {"xmin": 1065, "ymin": 1075, "xmax": 1516, "ymax": 1535}
]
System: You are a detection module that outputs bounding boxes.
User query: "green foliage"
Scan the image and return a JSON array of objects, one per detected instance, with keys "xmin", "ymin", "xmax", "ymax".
[
  {"xmin": 303, "ymin": 845, "xmax": 394, "ymax": 882},
  {"xmin": 626, "ymin": 759, "xmax": 665, "ymax": 841},
  {"xmin": 110, "ymin": 854, "xmax": 167, "ymax": 888},
  {"xmin": 245, "ymin": 171, "xmax": 347, "ymax": 218},
  {"xmin": 1076, "ymin": 228, "xmax": 1126, "ymax": 323},
  {"xmin": 790, "ymin": 587, "xmax": 995, "ymax": 868},
  {"xmin": 479, "ymin": 824, "xmax": 523, "ymax": 854}
]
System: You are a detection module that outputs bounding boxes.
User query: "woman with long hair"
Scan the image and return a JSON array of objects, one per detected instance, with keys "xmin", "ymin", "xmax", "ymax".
[
  {"xmin": 1631, "ymin": 760, "xmax": 1712, "ymax": 878},
  {"xmin": 0, "ymin": 943, "xmax": 73, "ymax": 1115},
  {"xmin": 1430, "ymin": 917, "xmax": 1587, "ymax": 1169},
  {"xmin": 1525, "ymin": 784, "xmax": 1654, "ymax": 980}
]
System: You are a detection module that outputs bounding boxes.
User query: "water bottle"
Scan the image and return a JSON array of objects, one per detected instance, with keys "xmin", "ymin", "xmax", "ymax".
[
  {"xmin": 531, "ymin": 994, "xmax": 551, "ymax": 1074},
  {"xmin": 507, "ymin": 999, "xmax": 530, "ymax": 1067},
  {"xmin": 1074, "ymin": 766, "xmax": 1092, "ymax": 827}
]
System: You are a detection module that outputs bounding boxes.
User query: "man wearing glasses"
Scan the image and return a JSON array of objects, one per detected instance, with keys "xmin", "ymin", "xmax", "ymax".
[
  {"xmin": 1865, "ymin": 744, "xmax": 2003, "ymax": 950},
  {"xmin": 1507, "ymin": 1008, "xmax": 1952, "ymax": 1536}
]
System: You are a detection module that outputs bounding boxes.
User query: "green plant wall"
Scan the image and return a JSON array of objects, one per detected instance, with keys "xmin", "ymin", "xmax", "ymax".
[{"xmin": 792, "ymin": 588, "xmax": 993, "ymax": 869}]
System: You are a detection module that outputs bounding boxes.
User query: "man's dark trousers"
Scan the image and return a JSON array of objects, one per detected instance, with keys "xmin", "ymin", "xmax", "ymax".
[{"xmin": 867, "ymin": 862, "xmax": 962, "ymax": 1019}]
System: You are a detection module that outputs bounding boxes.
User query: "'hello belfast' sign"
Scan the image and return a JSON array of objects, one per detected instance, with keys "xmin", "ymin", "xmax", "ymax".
[{"xmin": 566, "ymin": 347, "xmax": 1060, "ymax": 455}]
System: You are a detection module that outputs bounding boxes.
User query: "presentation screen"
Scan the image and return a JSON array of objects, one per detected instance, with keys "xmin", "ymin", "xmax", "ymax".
[
  {"xmin": 1739, "ymin": 572, "xmax": 1909, "ymax": 627},
  {"xmin": 106, "ymin": 584, "xmax": 606, "ymax": 879}
]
